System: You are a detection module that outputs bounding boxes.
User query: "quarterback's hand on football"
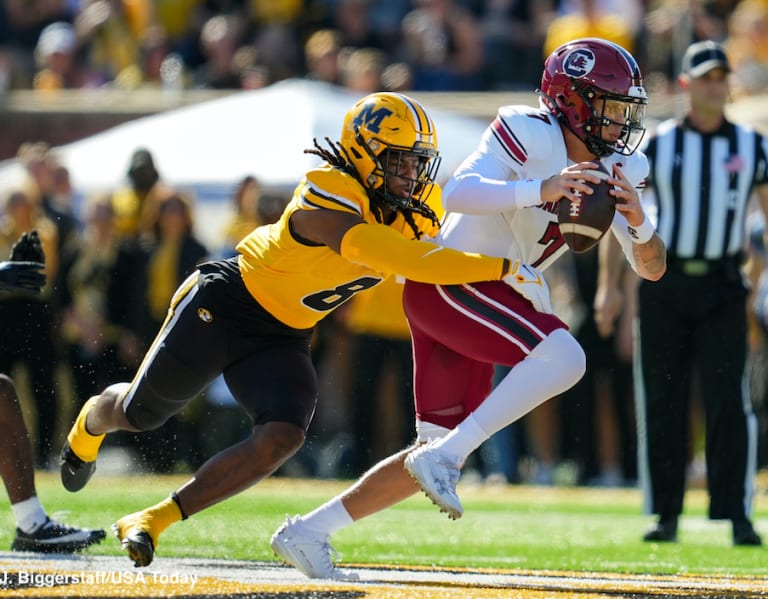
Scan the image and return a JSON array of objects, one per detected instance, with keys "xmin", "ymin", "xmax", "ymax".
[
  {"xmin": 608, "ymin": 164, "xmax": 644, "ymax": 227},
  {"xmin": 541, "ymin": 161, "xmax": 602, "ymax": 204},
  {"xmin": 0, "ymin": 261, "xmax": 46, "ymax": 294},
  {"xmin": 10, "ymin": 230, "xmax": 46, "ymax": 264},
  {"xmin": 503, "ymin": 260, "xmax": 553, "ymax": 314}
]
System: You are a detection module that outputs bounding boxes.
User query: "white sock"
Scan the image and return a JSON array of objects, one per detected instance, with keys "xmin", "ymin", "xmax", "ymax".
[
  {"xmin": 435, "ymin": 413, "xmax": 489, "ymax": 462},
  {"xmin": 438, "ymin": 329, "xmax": 585, "ymax": 461},
  {"xmin": 12, "ymin": 496, "xmax": 48, "ymax": 533},
  {"xmin": 300, "ymin": 497, "xmax": 353, "ymax": 536}
]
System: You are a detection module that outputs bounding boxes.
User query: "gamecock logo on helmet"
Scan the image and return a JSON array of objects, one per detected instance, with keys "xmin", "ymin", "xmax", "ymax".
[{"xmin": 563, "ymin": 49, "xmax": 596, "ymax": 78}]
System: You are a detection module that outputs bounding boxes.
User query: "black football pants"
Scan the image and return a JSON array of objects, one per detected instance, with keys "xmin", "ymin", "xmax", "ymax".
[{"xmin": 635, "ymin": 271, "xmax": 757, "ymax": 521}]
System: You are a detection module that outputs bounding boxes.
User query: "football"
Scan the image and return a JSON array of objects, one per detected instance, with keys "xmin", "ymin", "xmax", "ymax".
[{"xmin": 557, "ymin": 165, "xmax": 616, "ymax": 253}]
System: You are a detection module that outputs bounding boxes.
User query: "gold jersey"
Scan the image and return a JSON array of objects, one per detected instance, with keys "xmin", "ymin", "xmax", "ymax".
[{"xmin": 236, "ymin": 165, "xmax": 442, "ymax": 330}]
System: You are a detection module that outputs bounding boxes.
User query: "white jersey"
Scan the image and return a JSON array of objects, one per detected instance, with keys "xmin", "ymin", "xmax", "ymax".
[{"xmin": 438, "ymin": 104, "xmax": 649, "ymax": 273}]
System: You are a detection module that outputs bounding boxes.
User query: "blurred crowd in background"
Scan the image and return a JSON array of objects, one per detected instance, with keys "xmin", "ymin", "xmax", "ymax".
[
  {"xmin": 0, "ymin": 0, "xmax": 767, "ymax": 97},
  {"xmin": 2, "ymin": 0, "xmax": 768, "ymax": 490}
]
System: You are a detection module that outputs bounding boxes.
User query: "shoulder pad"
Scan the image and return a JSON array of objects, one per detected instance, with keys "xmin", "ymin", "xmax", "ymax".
[
  {"xmin": 481, "ymin": 105, "xmax": 557, "ymax": 167},
  {"xmin": 300, "ymin": 165, "xmax": 370, "ymax": 216},
  {"xmin": 603, "ymin": 150, "xmax": 650, "ymax": 190}
]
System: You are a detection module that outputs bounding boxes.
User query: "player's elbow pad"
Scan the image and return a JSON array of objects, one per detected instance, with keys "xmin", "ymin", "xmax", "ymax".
[{"xmin": 340, "ymin": 223, "xmax": 508, "ymax": 284}]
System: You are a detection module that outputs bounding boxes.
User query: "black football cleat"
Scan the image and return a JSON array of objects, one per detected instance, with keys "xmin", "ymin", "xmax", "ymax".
[
  {"xmin": 733, "ymin": 519, "xmax": 762, "ymax": 546},
  {"xmin": 12, "ymin": 518, "xmax": 106, "ymax": 553},
  {"xmin": 59, "ymin": 441, "xmax": 97, "ymax": 492},
  {"xmin": 643, "ymin": 517, "xmax": 678, "ymax": 543}
]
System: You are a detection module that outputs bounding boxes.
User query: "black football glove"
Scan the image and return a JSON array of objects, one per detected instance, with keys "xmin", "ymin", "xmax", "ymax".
[
  {"xmin": 0, "ymin": 261, "xmax": 46, "ymax": 294},
  {"xmin": 10, "ymin": 230, "xmax": 46, "ymax": 264}
]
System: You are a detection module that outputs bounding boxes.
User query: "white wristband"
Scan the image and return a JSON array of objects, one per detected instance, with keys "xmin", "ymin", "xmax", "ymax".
[{"xmin": 627, "ymin": 217, "xmax": 654, "ymax": 244}]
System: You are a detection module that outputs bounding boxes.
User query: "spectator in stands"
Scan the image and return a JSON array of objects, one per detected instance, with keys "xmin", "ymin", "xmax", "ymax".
[
  {"xmin": 476, "ymin": 0, "xmax": 555, "ymax": 90},
  {"xmin": 0, "ymin": 0, "xmax": 77, "ymax": 89},
  {"xmin": 32, "ymin": 21, "xmax": 100, "ymax": 91},
  {"xmin": 17, "ymin": 142, "xmax": 80, "ymax": 260},
  {"xmin": 340, "ymin": 47, "xmax": 387, "ymax": 93},
  {"xmin": 112, "ymin": 147, "xmax": 167, "ymax": 241},
  {"xmin": 543, "ymin": 0, "xmax": 635, "ymax": 57},
  {"xmin": 726, "ymin": 0, "xmax": 768, "ymax": 97},
  {"xmin": 75, "ymin": 0, "xmax": 141, "ymax": 86},
  {"xmin": 134, "ymin": 25, "xmax": 172, "ymax": 88},
  {"xmin": 304, "ymin": 29, "xmax": 344, "ymax": 85},
  {"xmin": 250, "ymin": 20, "xmax": 303, "ymax": 83},
  {"xmin": 641, "ymin": 0, "xmax": 737, "ymax": 90},
  {"xmin": 331, "ymin": 0, "xmax": 392, "ymax": 55},
  {"xmin": 399, "ymin": 0, "xmax": 485, "ymax": 91},
  {"xmin": 219, "ymin": 175, "xmax": 263, "ymax": 256},
  {"xmin": 58, "ymin": 192, "xmax": 138, "ymax": 402},
  {"xmin": 191, "ymin": 14, "xmax": 244, "ymax": 89}
]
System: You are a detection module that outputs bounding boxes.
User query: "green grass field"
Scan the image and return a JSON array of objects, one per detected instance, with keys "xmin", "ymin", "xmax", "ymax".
[{"xmin": 3, "ymin": 472, "xmax": 768, "ymax": 577}]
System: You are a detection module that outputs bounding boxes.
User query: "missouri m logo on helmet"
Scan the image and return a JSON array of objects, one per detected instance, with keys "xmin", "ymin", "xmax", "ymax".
[{"xmin": 353, "ymin": 104, "xmax": 393, "ymax": 134}]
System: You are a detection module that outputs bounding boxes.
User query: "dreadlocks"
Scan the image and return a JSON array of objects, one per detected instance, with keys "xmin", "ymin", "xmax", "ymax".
[{"xmin": 304, "ymin": 138, "xmax": 440, "ymax": 240}]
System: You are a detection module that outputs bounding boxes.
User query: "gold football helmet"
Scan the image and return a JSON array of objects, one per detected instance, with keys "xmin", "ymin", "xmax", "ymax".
[{"xmin": 340, "ymin": 92, "xmax": 441, "ymax": 213}]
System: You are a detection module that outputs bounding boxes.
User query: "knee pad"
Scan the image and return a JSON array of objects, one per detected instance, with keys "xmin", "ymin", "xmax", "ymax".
[{"xmin": 534, "ymin": 329, "xmax": 586, "ymax": 387}]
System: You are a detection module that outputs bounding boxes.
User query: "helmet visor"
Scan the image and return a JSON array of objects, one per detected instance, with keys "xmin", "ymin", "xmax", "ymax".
[{"xmin": 597, "ymin": 97, "xmax": 647, "ymax": 155}]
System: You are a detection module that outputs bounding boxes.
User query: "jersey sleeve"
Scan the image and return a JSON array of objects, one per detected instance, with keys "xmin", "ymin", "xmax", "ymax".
[
  {"xmin": 480, "ymin": 105, "xmax": 556, "ymax": 170},
  {"xmin": 604, "ymin": 148, "xmax": 650, "ymax": 192},
  {"xmin": 442, "ymin": 106, "xmax": 554, "ymax": 214},
  {"xmin": 607, "ymin": 150, "xmax": 653, "ymax": 274},
  {"xmin": 297, "ymin": 166, "xmax": 369, "ymax": 217}
]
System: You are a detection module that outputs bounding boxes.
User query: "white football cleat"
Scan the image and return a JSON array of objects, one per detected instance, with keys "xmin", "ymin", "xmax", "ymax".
[
  {"xmin": 271, "ymin": 515, "xmax": 359, "ymax": 581},
  {"xmin": 405, "ymin": 442, "xmax": 464, "ymax": 519}
]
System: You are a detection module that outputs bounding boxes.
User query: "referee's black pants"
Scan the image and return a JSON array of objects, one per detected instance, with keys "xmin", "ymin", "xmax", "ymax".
[{"xmin": 636, "ymin": 269, "xmax": 758, "ymax": 521}]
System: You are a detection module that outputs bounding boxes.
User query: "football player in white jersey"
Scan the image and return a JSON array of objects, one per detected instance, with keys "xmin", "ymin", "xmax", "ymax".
[{"xmin": 271, "ymin": 38, "xmax": 667, "ymax": 580}]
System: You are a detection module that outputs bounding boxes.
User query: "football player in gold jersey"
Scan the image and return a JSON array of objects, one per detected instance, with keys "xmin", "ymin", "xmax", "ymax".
[{"xmin": 59, "ymin": 92, "xmax": 516, "ymax": 568}]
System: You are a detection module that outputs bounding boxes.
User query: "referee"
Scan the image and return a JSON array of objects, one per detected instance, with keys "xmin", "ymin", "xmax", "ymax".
[{"xmin": 637, "ymin": 40, "xmax": 768, "ymax": 545}]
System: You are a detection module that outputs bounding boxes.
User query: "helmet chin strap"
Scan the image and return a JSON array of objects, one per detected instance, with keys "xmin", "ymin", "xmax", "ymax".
[{"xmin": 582, "ymin": 125, "xmax": 615, "ymax": 157}]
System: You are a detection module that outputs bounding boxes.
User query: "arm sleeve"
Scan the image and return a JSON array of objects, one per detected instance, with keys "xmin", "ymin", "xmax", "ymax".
[
  {"xmin": 443, "ymin": 171, "xmax": 542, "ymax": 214},
  {"xmin": 442, "ymin": 108, "xmax": 549, "ymax": 214},
  {"xmin": 340, "ymin": 223, "xmax": 509, "ymax": 283}
]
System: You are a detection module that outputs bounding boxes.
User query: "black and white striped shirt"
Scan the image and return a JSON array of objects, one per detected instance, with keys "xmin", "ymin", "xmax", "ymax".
[{"xmin": 643, "ymin": 117, "xmax": 768, "ymax": 260}]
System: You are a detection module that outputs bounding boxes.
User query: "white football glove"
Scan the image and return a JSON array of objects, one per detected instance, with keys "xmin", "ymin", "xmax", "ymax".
[{"xmin": 502, "ymin": 260, "xmax": 553, "ymax": 314}]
